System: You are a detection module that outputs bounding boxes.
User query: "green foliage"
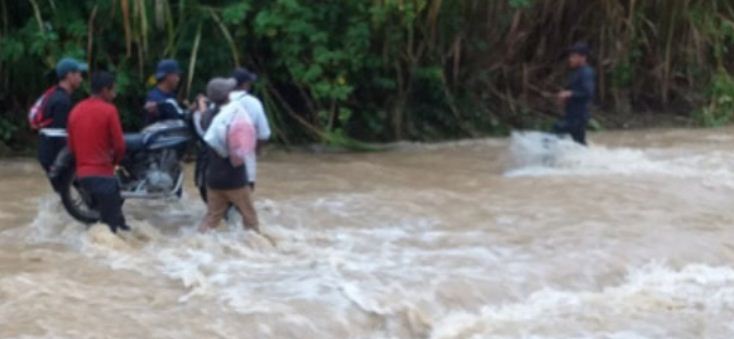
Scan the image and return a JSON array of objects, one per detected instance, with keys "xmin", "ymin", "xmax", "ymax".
[
  {"xmin": 611, "ymin": 48, "xmax": 641, "ymax": 89},
  {"xmin": 0, "ymin": 116, "xmax": 18, "ymax": 143},
  {"xmin": 251, "ymin": 0, "xmax": 376, "ymax": 143},
  {"xmin": 2, "ymin": 0, "xmax": 734, "ymax": 151},
  {"xmin": 509, "ymin": 0, "xmax": 535, "ymax": 9},
  {"xmin": 695, "ymin": 71, "xmax": 734, "ymax": 127},
  {"xmin": 221, "ymin": 2, "xmax": 251, "ymax": 25}
]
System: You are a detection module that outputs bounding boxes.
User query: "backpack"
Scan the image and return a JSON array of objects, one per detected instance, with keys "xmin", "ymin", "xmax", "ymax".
[
  {"xmin": 28, "ymin": 86, "xmax": 57, "ymax": 130},
  {"xmin": 203, "ymin": 103, "xmax": 255, "ymax": 165}
]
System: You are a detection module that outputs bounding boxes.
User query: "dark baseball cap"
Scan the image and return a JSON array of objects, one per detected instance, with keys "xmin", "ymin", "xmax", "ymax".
[
  {"xmin": 56, "ymin": 58, "xmax": 88, "ymax": 78},
  {"xmin": 566, "ymin": 42, "xmax": 591, "ymax": 56},
  {"xmin": 155, "ymin": 59, "xmax": 182, "ymax": 81},
  {"xmin": 231, "ymin": 68, "xmax": 258, "ymax": 86}
]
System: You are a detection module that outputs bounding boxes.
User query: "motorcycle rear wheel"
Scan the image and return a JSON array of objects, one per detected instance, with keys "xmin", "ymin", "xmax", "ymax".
[{"xmin": 59, "ymin": 170, "xmax": 101, "ymax": 224}]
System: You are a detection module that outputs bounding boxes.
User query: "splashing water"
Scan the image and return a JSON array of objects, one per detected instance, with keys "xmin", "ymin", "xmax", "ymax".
[
  {"xmin": 3, "ymin": 128, "xmax": 734, "ymax": 338},
  {"xmin": 506, "ymin": 131, "xmax": 734, "ymax": 190}
]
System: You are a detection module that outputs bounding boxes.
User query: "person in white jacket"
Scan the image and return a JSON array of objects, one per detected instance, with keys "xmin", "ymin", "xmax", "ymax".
[
  {"xmin": 197, "ymin": 77, "xmax": 259, "ymax": 232},
  {"xmin": 229, "ymin": 68, "xmax": 271, "ymax": 190}
]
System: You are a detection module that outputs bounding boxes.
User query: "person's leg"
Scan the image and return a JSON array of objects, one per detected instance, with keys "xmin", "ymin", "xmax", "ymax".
[
  {"xmin": 225, "ymin": 188, "xmax": 260, "ymax": 232},
  {"xmin": 199, "ymin": 189, "xmax": 230, "ymax": 231},
  {"xmin": 567, "ymin": 119, "xmax": 588, "ymax": 146},
  {"xmin": 103, "ymin": 177, "xmax": 127, "ymax": 231},
  {"xmin": 39, "ymin": 137, "xmax": 70, "ymax": 192},
  {"xmin": 84, "ymin": 177, "xmax": 128, "ymax": 233},
  {"xmin": 576, "ymin": 125, "xmax": 587, "ymax": 145},
  {"xmin": 37, "ymin": 136, "xmax": 53, "ymax": 173},
  {"xmin": 78, "ymin": 177, "xmax": 99, "ymax": 208}
]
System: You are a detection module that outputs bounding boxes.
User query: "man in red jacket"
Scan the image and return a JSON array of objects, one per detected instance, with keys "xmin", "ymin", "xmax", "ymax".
[{"xmin": 67, "ymin": 72, "xmax": 129, "ymax": 233}]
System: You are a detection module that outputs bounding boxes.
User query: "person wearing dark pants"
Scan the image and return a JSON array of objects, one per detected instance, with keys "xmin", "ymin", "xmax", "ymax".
[
  {"xmin": 37, "ymin": 58, "xmax": 87, "ymax": 174},
  {"xmin": 553, "ymin": 116, "xmax": 588, "ymax": 146},
  {"xmin": 554, "ymin": 42, "xmax": 595, "ymax": 145},
  {"xmin": 78, "ymin": 177, "xmax": 127, "ymax": 230},
  {"xmin": 67, "ymin": 72, "xmax": 129, "ymax": 233}
]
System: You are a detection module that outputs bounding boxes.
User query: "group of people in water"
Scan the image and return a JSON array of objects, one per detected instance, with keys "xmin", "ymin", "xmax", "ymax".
[
  {"xmin": 33, "ymin": 58, "xmax": 271, "ymax": 234},
  {"xmin": 31, "ymin": 41, "xmax": 593, "ymax": 235}
]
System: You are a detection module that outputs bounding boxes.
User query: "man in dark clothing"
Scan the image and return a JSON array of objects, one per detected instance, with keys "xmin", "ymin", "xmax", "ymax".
[
  {"xmin": 553, "ymin": 42, "xmax": 595, "ymax": 145},
  {"xmin": 143, "ymin": 59, "xmax": 182, "ymax": 125},
  {"xmin": 38, "ymin": 58, "xmax": 87, "ymax": 174},
  {"xmin": 67, "ymin": 72, "xmax": 129, "ymax": 233},
  {"xmin": 196, "ymin": 78, "xmax": 259, "ymax": 232}
]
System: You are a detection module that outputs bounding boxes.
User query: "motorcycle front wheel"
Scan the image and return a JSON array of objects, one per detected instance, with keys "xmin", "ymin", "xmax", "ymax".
[{"xmin": 59, "ymin": 170, "xmax": 101, "ymax": 224}]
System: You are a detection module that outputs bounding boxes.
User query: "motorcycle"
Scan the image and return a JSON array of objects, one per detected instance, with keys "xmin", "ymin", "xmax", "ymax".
[{"xmin": 47, "ymin": 100, "xmax": 206, "ymax": 224}]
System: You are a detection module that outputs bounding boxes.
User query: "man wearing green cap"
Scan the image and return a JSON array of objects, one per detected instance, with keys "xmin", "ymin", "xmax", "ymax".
[{"xmin": 37, "ymin": 57, "xmax": 87, "ymax": 175}]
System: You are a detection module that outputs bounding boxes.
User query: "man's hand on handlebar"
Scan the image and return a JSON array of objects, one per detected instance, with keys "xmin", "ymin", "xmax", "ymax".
[
  {"xmin": 144, "ymin": 101, "xmax": 158, "ymax": 114},
  {"xmin": 194, "ymin": 94, "xmax": 208, "ymax": 113}
]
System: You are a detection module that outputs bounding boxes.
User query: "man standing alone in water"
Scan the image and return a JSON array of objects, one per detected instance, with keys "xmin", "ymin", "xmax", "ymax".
[{"xmin": 554, "ymin": 42, "xmax": 595, "ymax": 145}]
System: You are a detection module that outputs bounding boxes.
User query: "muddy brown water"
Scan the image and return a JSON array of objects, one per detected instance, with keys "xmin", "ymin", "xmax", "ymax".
[{"xmin": 2, "ymin": 128, "xmax": 734, "ymax": 338}]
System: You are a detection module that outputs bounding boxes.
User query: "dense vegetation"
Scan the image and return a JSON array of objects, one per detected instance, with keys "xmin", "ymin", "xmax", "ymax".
[{"xmin": 2, "ymin": 0, "xmax": 734, "ymax": 150}]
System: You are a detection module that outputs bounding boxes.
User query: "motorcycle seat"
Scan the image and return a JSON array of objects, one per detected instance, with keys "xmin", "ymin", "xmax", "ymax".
[{"xmin": 124, "ymin": 133, "xmax": 149, "ymax": 152}]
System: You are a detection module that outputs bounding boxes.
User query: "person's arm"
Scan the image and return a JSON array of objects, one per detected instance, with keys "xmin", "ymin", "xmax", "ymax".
[
  {"xmin": 47, "ymin": 95, "xmax": 73, "ymax": 127},
  {"xmin": 252, "ymin": 98, "xmax": 271, "ymax": 155},
  {"xmin": 192, "ymin": 95, "xmax": 209, "ymax": 138},
  {"xmin": 254, "ymin": 100, "xmax": 271, "ymax": 141},
  {"xmin": 66, "ymin": 114, "xmax": 75, "ymax": 155},
  {"xmin": 109, "ymin": 108, "xmax": 126, "ymax": 164},
  {"xmin": 51, "ymin": 96, "xmax": 71, "ymax": 127},
  {"xmin": 144, "ymin": 91, "xmax": 160, "ymax": 120},
  {"xmin": 144, "ymin": 101, "xmax": 158, "ymax": 114}
]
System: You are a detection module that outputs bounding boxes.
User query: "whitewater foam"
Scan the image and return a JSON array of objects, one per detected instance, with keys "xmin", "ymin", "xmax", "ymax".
[
  {"xmin": 430, "ymin": 263, "xmax": 734, "ymax": 339},
  {"xmin": 506, "ymin": 131, "xmax": 734, "ymax": 190},
  {"xmin": 7, "ymin": 131, "xmax": 734, "ymax": 338},
  {"xmin": 23, "ymin": 193, "xmax": 734, "ymax": 338}
]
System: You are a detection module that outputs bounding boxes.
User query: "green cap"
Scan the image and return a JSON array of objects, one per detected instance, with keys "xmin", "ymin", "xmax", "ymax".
[{"xmin": 56, "ymin": 58, "xmax": 89, "ymax": 78}]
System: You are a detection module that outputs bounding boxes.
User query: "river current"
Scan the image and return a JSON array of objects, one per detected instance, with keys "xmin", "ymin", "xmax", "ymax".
[{"xmin": 2, "ymin": 128, "xmax": 734, "ymax": 338}]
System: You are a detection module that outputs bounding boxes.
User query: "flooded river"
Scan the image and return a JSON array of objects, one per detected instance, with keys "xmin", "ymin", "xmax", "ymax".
[{"xmin": 3, "ymin": 128, "xmax": 734, "ymax": 338}]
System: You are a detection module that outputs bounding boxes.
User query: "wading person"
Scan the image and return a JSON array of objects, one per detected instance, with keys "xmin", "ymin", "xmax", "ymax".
[
  {"xmin": 229, "ymin": 68, "xmax": 271, "ymax": 191},
  {"xmin": 67, "ymin": 72, "xmax": 129, "ymax": 233},
  {"xmin": 554, "ymin": 42, "xmax": 595, "ymax": 145},
  {"xmin": 198, "ymin": 78, "xmax": 259, "ymax": 233},
  {"xmin": 143, "ymin": 59, "xmax": 182, "ymax": 125},
  {"xmin": 34, "ymin": 58, "xmax": 87, "ymax": 177}
]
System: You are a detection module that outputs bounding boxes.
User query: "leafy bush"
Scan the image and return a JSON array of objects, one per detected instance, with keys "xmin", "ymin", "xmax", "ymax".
[
  {"xmin": 1, "ymin": 0, "xmax": 734, "ymax": 151},
  {"xmin": 0, "ymin": 115, "xmax": 19, "ymax": 144},
  {"xmin": 695, "ymin": 71, "xmax": 734, "ymax": 127}
]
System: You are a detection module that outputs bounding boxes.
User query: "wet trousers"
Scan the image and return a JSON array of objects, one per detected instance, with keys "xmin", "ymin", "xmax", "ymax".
[{"xmin": 199, "ymin": 187, "xmax": 259, "ymax": 231}]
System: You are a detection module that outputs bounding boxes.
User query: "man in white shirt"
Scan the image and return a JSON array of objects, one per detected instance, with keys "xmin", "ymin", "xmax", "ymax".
[{"xmin": 229, "ymin": 68, "xmax": 271, "ymax": 190}]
